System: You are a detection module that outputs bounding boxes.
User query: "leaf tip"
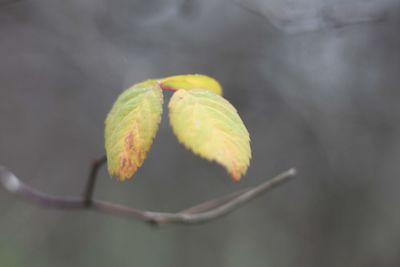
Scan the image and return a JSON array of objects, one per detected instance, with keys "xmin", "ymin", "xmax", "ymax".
[
  {"xmin": 228, "ymin": 163, "xmax": 250, "ymax": 182},
  {"xmin": 106, "ymin": 157, "xmax": 135, "ymax": 181},
  {"xmin": 230, "ymin": 173, "xmax": 242, "ymax": 182}
]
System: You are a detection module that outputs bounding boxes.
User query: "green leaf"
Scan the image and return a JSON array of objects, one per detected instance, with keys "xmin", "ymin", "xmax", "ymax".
[
  {"xmin": 168, "ymin": 89, "xmax": 251, "ymax": 180},
  {"xmin": 105, "ymin": 80, "xmax": 163, "ymax": 181},
  {"xmin": 160, "ymin": 74, "xmax": 223, "ymax": 95}
]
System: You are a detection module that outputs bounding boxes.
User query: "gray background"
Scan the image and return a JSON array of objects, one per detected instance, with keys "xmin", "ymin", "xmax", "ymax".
[{"xmin": 1, "ymin": 0, "xmax": 400, "ymax": 266}]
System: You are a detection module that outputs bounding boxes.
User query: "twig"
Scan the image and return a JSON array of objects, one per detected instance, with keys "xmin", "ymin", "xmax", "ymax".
[
  {"xmin": 83, "ymin": 155, "xmax": 107, "ymax": 206},
  {"xmin": 0, "ymin": 163, "xmax": 296, "ymax": 226}
]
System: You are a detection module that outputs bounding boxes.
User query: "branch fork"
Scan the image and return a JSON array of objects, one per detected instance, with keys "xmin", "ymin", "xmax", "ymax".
[{"xmin": 0, "ymin": 158, "xmax": 296, "ymax": 226}]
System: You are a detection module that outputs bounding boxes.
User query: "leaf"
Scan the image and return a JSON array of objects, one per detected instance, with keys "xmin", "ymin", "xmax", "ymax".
[
  {"xmin": 105, "ymin": 80, "xmax": 163, "ymax": 181},
  {"xmin": 160, "ymin": 74, "xmax": 223, "ymax": 96},
  {"xmin": 168, "ymin": 89, "xmax": 251, "ymax": 181}
]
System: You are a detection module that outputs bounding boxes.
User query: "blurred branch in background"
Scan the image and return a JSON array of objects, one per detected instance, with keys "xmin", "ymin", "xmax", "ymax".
[
  {"xmin": 234, "ymin": 0, "xmax": 390, "ymax": 33},
  {"xmin": 0, "ymin": 159, "xmax": 296, "ymax": 226}
]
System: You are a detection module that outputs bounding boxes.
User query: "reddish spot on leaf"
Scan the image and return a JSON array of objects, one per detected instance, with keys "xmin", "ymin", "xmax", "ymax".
[
  {"xmin": 119, "ymin": 156, "xmax": 134, "ymax": 179},
  {"xmin": 121, "ymin": 158, "xmax": 127, "ymax": 169},
  {"xmin": 125, "ymin": 132, "xmax": 135, "ymax": 152}
]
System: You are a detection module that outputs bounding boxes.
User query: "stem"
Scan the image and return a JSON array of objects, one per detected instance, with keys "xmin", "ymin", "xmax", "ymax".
[{"xmin": 83, "ymin": 155, "xmax": 107, "ymax": 206}]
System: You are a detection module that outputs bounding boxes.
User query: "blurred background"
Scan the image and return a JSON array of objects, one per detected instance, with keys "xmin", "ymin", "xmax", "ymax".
[{"xmin": 1, "ymin": 0, "xmax": 400, "ymax": 266}]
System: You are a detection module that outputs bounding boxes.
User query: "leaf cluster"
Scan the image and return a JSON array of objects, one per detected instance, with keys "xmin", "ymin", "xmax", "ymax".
[{"xmin": 105, "ymin": 75, "xmax": 251, "ymax": 181}]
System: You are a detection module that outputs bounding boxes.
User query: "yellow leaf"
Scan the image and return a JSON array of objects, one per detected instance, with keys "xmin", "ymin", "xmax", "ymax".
[
  {"xmin": 168, "ymin": 89, "xmax": 251, "ymax": 181},
  {"xmin": 105, "ymin": 80, "xmax": 163, "ymax": 181},
  {"xmin": 160, "ymin": 74, "xmax": 223, "ymax": 96}
]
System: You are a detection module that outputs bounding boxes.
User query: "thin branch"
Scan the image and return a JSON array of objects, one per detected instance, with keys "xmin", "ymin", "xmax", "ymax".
[
  {"xmin": 178, "ymin": 188, "xmax": 250, "ymax": 214},
  {"xmin": 0, "ymin": 164, "xmax": 296, "ymax": 226},
  {"xmin": 83, "ymin": 155, "xmax": 107, "ymax": 206}
]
